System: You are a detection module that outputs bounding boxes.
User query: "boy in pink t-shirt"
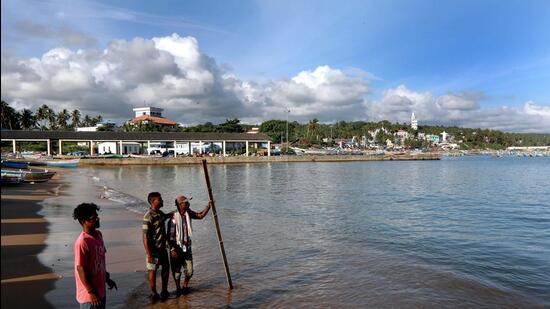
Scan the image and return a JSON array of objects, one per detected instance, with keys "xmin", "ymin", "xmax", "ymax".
[{"xmin": 73, "ymin": 203, "xmax": 117, "ymax": 308}]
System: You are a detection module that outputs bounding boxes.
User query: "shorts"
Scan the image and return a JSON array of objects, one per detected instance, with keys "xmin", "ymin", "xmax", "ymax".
[
  {"xmin": 80, "ymin": 296, "xmax": 106, "ymax": 309},
  {"xmin": 146, "ymin": 248, "xmax": 169, "ymax": 271},
  {"xmin": 170, "ymin": 247, "xmax": 193, "ymax": 278}
]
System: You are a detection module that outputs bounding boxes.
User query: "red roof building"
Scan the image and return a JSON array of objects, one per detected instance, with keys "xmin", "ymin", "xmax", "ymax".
[{"xmin": 129, "ymin": 114, "xmax": 178, "ymax": 126}]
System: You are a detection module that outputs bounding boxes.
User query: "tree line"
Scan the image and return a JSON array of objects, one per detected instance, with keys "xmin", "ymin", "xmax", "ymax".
[
  {"xmin": 1, "ymin": 101, "xmax": 103, "ymax": 131},
  {"xmin": 2, "ymin": 100, "xmax": 549, "ymax": 149}
]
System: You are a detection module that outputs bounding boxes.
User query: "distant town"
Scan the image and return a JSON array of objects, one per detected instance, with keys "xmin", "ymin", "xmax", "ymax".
[{"xmin": 1, "ymin": 100, "xmax": 549, "ymax": 156}]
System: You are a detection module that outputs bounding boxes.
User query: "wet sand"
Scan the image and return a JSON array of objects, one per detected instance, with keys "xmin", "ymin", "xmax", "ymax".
[
  {"xmin": 2, "ymin": 170, "xmax": 152, "ymax": 308},
  {"xmin": 1, "ymin": 177, "xmax": 62, "ymax": 308}
]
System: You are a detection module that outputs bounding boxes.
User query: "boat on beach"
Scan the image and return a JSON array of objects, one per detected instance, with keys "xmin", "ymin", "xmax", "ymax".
[
  {"xmin": 1, "ymin": 168, "xmax": 57, "ymax": 183},
  {"xmin": 1, "ymin": 160, "xmax": 29, "ymax": 169},
  {"xmin": 43, "ymin": 158, "xmax": 80, "ymax": 168},
  {"xmin": 1, "ymin": 169, "xmax": 24, "ymax": 184}
]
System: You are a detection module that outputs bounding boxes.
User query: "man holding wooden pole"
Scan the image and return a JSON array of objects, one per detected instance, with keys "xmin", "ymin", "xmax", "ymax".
[{"xmin": 167, "ymin": 195, "xmax": 212, "ymax": 295}]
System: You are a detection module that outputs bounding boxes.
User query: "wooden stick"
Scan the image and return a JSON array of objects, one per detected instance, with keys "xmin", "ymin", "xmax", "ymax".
[{"xmin": 202, "ymin": 159, "xmax": 233, "ymax": 289}]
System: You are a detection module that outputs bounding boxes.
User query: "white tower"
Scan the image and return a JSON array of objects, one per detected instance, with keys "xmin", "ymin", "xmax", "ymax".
[{"xmin": 411, "ymin": 112, "xmax": 418, "ymax": 130}]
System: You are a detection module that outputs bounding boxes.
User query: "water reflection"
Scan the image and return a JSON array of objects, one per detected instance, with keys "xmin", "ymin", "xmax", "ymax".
[{"xmin": 86, "ymin": 157, "xmax": 550, "ymax": 307}]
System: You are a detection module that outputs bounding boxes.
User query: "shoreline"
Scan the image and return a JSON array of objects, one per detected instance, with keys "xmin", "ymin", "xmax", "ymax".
[
  {"xmin": 80, "ymin": 153, "xmax": 440, "ymax": 166},
  {"xmin": 1, "ymin": 175, "xmax": 63, "ymax": 308}
]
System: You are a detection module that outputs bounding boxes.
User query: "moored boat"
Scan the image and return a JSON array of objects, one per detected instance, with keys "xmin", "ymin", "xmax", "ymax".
[
  {"xmin": 1, "ymin": 160, "xmax": 29, "ymax": 169},
  {"xmin": 1, "ymin": 169, "xmax": 24, "ymax": 184},
  {"xmin": 43, "ymin": 158, "xmax": 80, "ymax": 168},
  {"xmin": 1, "ymin": 168, "xmax": 57, "ymax": 183}
]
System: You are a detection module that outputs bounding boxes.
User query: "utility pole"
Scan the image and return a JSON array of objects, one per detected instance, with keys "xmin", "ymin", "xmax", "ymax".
[{"xmin": 286, "ymin": 108, "xmax": 290, "ymax": 149}]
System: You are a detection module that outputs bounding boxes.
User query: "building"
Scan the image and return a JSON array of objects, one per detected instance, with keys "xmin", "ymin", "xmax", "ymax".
[
  {"xmin": 441, "ymin": 131, "xmax": 449, "ymax": 143},
  {"xmin": 128, "ymin": 107, "xmax": 178, "ymax": 128},
  {"xmin": 1, "ymin": 131, "xmax": 272, "ymax": 157},
  {"xmin": 247, "ymin": 127, "xmax": 260, "ymax": 134},
  {"xmin": 425, "ymin": 134, "xmax": 440, "ymax": 144},
  {"xmin": 411, "ymin": 112, "xmax": 418, "ymax": 130},
  {"xmin": 133, "ymin": 107, "xmax": 163, "ymax": 118}
]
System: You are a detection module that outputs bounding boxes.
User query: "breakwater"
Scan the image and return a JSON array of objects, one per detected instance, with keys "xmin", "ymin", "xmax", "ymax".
[{"xmin": 79, "ymin": 153, "xmax": 440, "ymax": 165}]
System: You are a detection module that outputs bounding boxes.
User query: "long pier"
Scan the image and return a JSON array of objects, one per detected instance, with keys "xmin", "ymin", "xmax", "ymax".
[{"xmin": 79, "ymin": 153, "xmax": 440, "ymax": 165}]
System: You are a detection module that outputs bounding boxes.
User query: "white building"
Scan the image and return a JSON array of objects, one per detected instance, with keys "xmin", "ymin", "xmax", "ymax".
[
  {"xmin": 97, "ymin": 142, "xmax": 141, "ymax": 154},
  {"xmin": 133, "ymin": 107, "xmax": 163, "ymax": 118},
  {"xmin": 411, "ymin": 112, "xmax": 418, "ymax": 130},
  {"xmin": 441, "ymin": 131, "xmax": 449, "ymax": 143}
]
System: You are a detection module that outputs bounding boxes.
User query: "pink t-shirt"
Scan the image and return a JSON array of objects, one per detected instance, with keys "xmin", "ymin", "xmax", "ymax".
[{"xmin": 74, "ymin": 230, "xmax": 107, "ymax": 303}]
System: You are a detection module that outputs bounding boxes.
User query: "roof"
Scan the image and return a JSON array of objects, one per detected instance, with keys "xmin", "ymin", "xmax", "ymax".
[
  {"xmin": 130, "ymin": 115, "xmax": 177, "ymax": 125},
  {"xmin": 0, "ymin": 130, "xmax": 271, "ymax": 142}
]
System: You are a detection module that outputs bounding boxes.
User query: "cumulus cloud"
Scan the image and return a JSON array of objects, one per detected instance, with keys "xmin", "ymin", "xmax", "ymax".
[
  {"xmin": 1, "ymin": 33, "xmax": 548, "ymax": 132},
  {"xmin": 1, "ymin": 34, "xmax": 370, "ymax": 125},
  {"xmin": 367, "ymin": 85, "xmax": 550, "ymax": 132}
]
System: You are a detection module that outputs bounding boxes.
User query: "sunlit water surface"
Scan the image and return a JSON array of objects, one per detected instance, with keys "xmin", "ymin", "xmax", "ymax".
[{"xmin": 83, "ymin": 156, "xmax": 550, "ymax": 308}]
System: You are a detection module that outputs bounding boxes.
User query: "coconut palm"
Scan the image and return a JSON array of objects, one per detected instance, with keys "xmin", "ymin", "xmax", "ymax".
[
  {"xmin": 1, "ymin": 100, "xmax": 20, "ymax": 129},
  {"xmin": 91, "ymin": 115, "xmax": 103, "ymax": 126},
  {"xmin": 71, "ymin": 109, "xmax": 81, "ymax": 128},
  {"xmin": 20, "ymin": 109, "xmax": 37, "ymax": 130},
  {"xmin": 37, "ymin": 104, "xmax": 56, "ymax": 130},
  {"xmin": 82, "ymin": 115, "xmax": 92, "ymax": 126},
  {"xmin": 57, "ymin": 109, "xmax": 70, "ymax": 130}
]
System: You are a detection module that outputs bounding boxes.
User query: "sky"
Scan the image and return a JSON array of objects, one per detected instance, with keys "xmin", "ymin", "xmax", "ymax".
[{"xmin": 1, "ymin": 0, "xmax": 549, "ymax": 132}]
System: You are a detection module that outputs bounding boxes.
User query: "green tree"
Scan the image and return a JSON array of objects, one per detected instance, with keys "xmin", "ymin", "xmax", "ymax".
[
  {"xmin": 57, "ymin": 109, "xmax": 70, "ymax": 130},
  {"xmin": 215, "ymin": 118, "xmax": 244, "ymax": 133},
  {"xmin": 20, "ymin": 108, "xmax": 37, "ymax": 130},
  {"xmin": 1, "ymin": 100, "xmax": 21, "ymax": 129},
  {"xmin": 37, "ymin": 104, "xmax": 56, "ymax": 130},
  {"xmin": 71, "ymin": 109, "xmax": 81, "ymax": 128},
  {"xmin": 82, "ymin": 115, "xmax": 92, "ymax": 126}
]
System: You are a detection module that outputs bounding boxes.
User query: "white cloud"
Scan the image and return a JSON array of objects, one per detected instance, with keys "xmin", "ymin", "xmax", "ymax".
[
  {"xmin": 1, "ymin": 33, "xmax": 548, "ymax": 132},
  {"xmin": 367, "ymin": 85, "xmax": 550, "ymax": 132}
]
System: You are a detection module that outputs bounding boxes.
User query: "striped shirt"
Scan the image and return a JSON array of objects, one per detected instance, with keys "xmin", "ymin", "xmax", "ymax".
[{"xmin": 142, "ymin": 208, "xmax": 168, "ymax": 251}]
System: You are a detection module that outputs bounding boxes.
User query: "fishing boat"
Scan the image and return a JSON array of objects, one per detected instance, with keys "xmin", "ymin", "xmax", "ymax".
[
  {"xmin": 43, "ymin": 158, "xmax": 80, "ymax": 168},
  {"xmin": 1, "ymin": 169, "xmax": 23, "ymax": 184},
  {"xmin": 1, "ymin": 168, "xmax": 56, "ymax": 183},
  {"xmin": 22, "ymin": 169, "xmax": 56, "ymax": 183},
  {"xmin": 1, "ymin": 160, "xmax": 29, "ymax": 169}
]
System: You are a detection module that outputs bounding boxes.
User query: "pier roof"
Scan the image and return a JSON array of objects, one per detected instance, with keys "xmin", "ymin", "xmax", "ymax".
[{"xmin": 1, "ymin": 130, "xmax": 271, "ymax": 142}]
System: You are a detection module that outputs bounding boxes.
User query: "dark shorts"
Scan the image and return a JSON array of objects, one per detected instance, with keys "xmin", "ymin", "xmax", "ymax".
[
  {"xmin": 170, "ymin": 247, "xmax": 193, "ymax": 278},
  {"xmin": 146, "ymin": 248, "xmax": 169, "ymax": 271}
]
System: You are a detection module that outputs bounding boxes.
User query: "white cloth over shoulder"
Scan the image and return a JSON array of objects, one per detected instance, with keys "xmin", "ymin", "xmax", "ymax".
[{"xmin": 174, "ymin": 212, "xmax": 193, "ymax": 251}]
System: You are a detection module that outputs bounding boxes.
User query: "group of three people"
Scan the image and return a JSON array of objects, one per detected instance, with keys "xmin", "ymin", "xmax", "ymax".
[{"xmin": 72, "ymin": 191, "xmax": 211, "ymax": 308}]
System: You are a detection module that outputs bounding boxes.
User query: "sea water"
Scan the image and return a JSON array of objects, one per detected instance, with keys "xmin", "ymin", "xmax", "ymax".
[{"xmin": 84, "ymin": 156, "xmax": 550, "ymax": 307}]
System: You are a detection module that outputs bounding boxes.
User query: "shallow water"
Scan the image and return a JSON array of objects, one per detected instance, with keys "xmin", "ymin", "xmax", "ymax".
[{"xmin": 82, "ymin": 156, "xmax": 549, "ymax": 307}]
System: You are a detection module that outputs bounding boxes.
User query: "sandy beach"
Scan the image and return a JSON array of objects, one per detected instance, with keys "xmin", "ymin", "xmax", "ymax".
[
  {"xmin": 2, "ymin": 170, "xmax": 154, "ymax": 308},
  {"xmin": 1, "ymin": 176, "xmax": 61, "ymax": 308}
]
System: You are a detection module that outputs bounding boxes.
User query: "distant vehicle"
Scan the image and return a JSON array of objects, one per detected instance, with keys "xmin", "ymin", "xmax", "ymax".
[
  {"xmin": 67, "ymin": 151, "xmax": 88, "ymax": 156},
  {"xmin": 162, "ymin": 150, "xmax": 175, "ymax": 157}
]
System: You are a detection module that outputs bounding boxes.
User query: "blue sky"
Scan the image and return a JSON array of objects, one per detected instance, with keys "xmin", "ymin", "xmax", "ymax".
[{"xmin": 1, "ymin": 0, "xmax": 549, "ymax": 131}]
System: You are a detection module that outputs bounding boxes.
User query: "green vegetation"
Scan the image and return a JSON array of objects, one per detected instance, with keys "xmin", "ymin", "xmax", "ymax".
[
  {"xmin": 1, "ymin": 101, "xmax": 103, "ymax": 131},
  {"xmin": 2, "ymin": 100, "xmax": 549, "ymax": 149}
]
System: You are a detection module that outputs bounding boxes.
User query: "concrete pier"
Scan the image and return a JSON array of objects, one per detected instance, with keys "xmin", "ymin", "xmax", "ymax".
[{"xmin": 78, "ymin": 153, "xmax": 440, "ymax": 165}]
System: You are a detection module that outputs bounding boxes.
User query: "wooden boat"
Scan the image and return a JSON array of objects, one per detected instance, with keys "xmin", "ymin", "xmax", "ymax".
[
  {"xmin": 1, "ymin": 160, "xmax": 29, "ymax": 169},
  {"xmin": 22, "ymin": 169, "xmax": 56, "ymax": 183},
  {"xmin": 43, "ymin": 158, "xmax": 80, "ymax": 168},
  {"xmin": 1, "ymin": 168, "xmax": 56, "ymax": 183},
  {"xmin": 1, "ymin": 169, "xmax": 23, "ymax": 184}
]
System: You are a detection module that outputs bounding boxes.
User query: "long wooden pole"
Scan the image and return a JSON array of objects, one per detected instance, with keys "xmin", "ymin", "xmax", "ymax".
[{"xmin": 202, "ymin": 159, "xmax": 233, "ymax": 289}]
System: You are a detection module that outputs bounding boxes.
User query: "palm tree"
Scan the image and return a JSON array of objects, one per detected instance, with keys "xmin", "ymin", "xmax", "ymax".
[
  {"xmin": 307, "ymin": 118, "xmax": 320, "ymax": 141},
  {"xmin": 82, "ymin": 115, "xmax": 92, "ymax": 126},
  {"xmin": 20, "ymin": 109, "xmax": 37, "ymax": 130},
  {"xmin": 91, "ymin": 115, "xmax": 103, "ymax": 126},
  {"xmin": 71, "ymin": 109, "xmax": 81, "ymax": 128},
  {"xmin": 1, "ymin": 100, "xmax": 19, "ymax": 129},
  {"xmin": 37, "ymin": 104, "xmax": 55, "ymax": 130},
  {"xmin": 57, "ymin": 109, "xmax": 70, "ymax": 130}
]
